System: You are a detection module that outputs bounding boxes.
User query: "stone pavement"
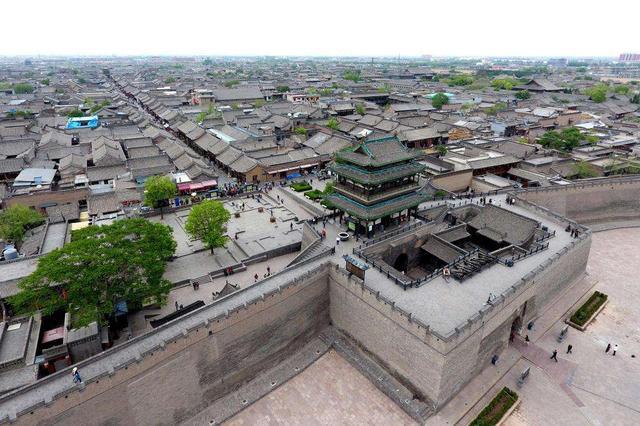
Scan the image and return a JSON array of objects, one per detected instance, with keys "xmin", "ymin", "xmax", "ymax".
[{"xmin": 226, "ymin": 350, "xmax": 415, "ymax": 426}]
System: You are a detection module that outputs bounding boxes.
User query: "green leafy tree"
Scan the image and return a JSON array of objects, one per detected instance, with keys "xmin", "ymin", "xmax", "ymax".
[
  {"xmin": 276, "ymin": 85, "xmax": 290, "ymax": 92},
  {"xmin": 485, "ymin": 102, "xmax": 507, "ymax": 116},
  {"xmin": 327, "ymin": 117, "xmax": 340, "ymax": 130},
  {"xmin": 571, "ymin": 161, "xmax": 599, "ymax": 179},
  {"xmin": 584, "ymin": 84, "xmax": 608, "ymax": 103},
  {"xmin": 355, "ymin": 104, "xmax": 366, "ymax": 115},
  {"xmin": 631, "ymin": 93, "xmax": 640, "ymax": 104},
  {"xmin": 436, "ymin": 144, "xmax": 448, "ymax": 156},
  {"xmin": 0, "ymin": 204, "xmax": 45, "ymax": 244},
  {"xmin": 613, "ymin": 85, "xmax": 630, "ymax": 95},
  {"xmin": 515, "ymin": 90, "xmax": 531, "ymax": 100},
  {"xmin": 446, "ymin": 75, "xmax": 474, "ymax": 87},
  {"xmin": 144, "ymin": 175, "xmax": 177, "ymax": 219},
  {"xmin": 224, "ymin": 79, "xmax": 240, "ymax": 88},
  {"xmin": 184, "ymin": 200, "xmax": 230, "ymax": 254},
  {"xmin": 203, "ymin": 58, "xmax": 213, "ymax": 65},
  {"xmin": 9, "ymin": 219, "xmax": 176, "ymax": 327},
  {"xmin": 491, "ymin": 78, "xmax": 518, "ymax": 90},
  {"xmin": 13, "ymin": 83, "xmax": 34, "ymax": 94},
  {"xmin": 67, "ymin": 109, "xmax": 83, "ymax": 118},
  {"xmin": 538, "ymin": 127, "xmax": 583, "ymax": 151},
  {"xmin": 164, "ymin": 76, "xmax": 176, "ymax": 84},
  {"xmin": 431, "ymin": 92, "xmax": 450, "ymax": 109},
  {"xmin": 254, "ymin": 99, "xmax": 265, "ymax": 107},
  {"xmin": 343, "ymin": 69, "xmax": 362, "ymax": 82},
  {"xmin": 294, "ymin": 127, "xmax": 308, "ymax": 135},
  {"xmin": 41, "ymin": 78, "xmax": 50, "ymax": 86},
  {"xmin": 377, "ymin": 83, "xmax": 391, "ymax": 93}
]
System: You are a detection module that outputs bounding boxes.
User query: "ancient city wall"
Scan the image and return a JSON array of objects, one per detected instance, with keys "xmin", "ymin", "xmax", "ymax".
[
  {"xmin": 328, "ymin": 267, "xmax": 444, "ymax": 408},
  {"xmin": 0, "ymin": 263, "xmax": 332, "ymax": 425},
  {"xmin": 518, "ymin": 177, "xmax": 640, "ymax": 224}
]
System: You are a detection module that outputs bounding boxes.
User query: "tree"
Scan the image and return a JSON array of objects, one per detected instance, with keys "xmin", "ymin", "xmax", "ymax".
[
  {"xmin": 538, "ymin": 127, "xmax": 583, "ymax": 151},
  {"xmin": 224, "ymin": 79, "xmax": 240, "ymax": 88},
  {"xmin": 584, "ymin": 84, "xmax": 608, "ymax": 103},
  {"xmin": 491, "ymin": 78, "xmax": 518, "ymax": 90},
  {"xmin": 631, "ymin": 94, "xmax": 640, "ymax": 104},
  {"xmin": 164, "ymin": 76, "xmax": 176, "ymax": 84},
  {"xmin": 276, "ymin": 85, "xmax": 290, "ymax": 93},
  {"xmin": 515, "ymin": 90, "xmax": 531, "ymax": 100},
  {"xmin": 203, "ymin": 58, "xmax": 213, "ymax": 65},
  {"xmin": 67, "ymin": 108, "xmax": 83, "ymax": 118},
  {"xmin": 144, "ymin": 175, "xmax": 176, "ymax": 219},
  {"xmin": 343, "ymin": 69, "xmax": 362, "ymax": 82},
  {"xmin": 0, "ymin": 204, "xmax": 45, "ymax": 244},
  {"xmin": 327, "ymin": 118, "xmax": 340, "ymax": 130},
  {"xmin": 355, "ymin": 104, "xmax": 366, "ymax": 115},
  {"xmin": 446, "ymin": 75, "xmax": 474, "ymax": 87},
  {"xmin": 485, "ymin": 102, "xmax": 507, "ymax": 116},
  {"xmin": 431, "ymin": 92, "xmax": 449, "ymax": 109},
  {"xmin": 9, "ymin": 219, "xmax": 176, "ymax": 328},
  {"xmin": 13, "ymin": 83, "xmax": 34, "ymax": 94},
  {"xmin": 41, "ymin": 78, "xmax": 50, "ymax": 86},
  {"xmin": 184, "ymin": 200, "xmax": 230, "ymax": 254},
  {"xmin": 436, "ymin": 144, "xmax": 448, "ymax": 156},
  {"xmin": 294, "ymin": 127, "xmax": 308, "ymax": 135},
  {"xmin": 571, "ymin": 161, "xmax": 599, "ymax": 179}
]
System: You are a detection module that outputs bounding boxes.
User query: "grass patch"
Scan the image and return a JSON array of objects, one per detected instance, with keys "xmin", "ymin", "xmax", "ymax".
[
  {"xmin": 570, "ymin": 291, "xmax": 608, "ymax": 326},
  {"xmin": 470, "ymin": 387, "xmax": 518, "ymax": 426},
  {"xmin": 304, "ymin": 189, "xmax": 323, "ymax": 200},
  {"xmin": 291, "ymin": 182, "xmax": 312, "ymax": 192}
]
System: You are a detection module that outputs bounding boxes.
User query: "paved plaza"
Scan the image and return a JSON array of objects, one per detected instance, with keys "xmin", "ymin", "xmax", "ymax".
[
  {"xmin": 153, "ymin": 196, "xmax": 306, "ymax": 284},
  {"xmin": 226, "ymin": 350, "xmax": 415, "ymax": 426}
]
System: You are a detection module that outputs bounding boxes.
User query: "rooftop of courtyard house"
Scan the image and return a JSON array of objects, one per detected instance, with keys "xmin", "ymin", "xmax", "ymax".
[{"xmin": 353, "ymin": 193, "xmax": 582, "ymax": 338}]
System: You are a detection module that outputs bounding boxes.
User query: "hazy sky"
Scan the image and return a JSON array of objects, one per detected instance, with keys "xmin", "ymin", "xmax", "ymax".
[{"xmin": 2, "ymin": 0, "xmax": 638, "ymax": 57}]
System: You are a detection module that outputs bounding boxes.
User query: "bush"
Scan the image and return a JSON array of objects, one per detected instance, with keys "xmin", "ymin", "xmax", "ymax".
[
  {"xmin": 13, "ymin": 83, "xmax": 34, "ymax": 94},
  {"xmin": 470, "ymin": 387, "xmax": 518, "ymax": 426},
  {"xmin": 570, "ymin": 291, "xmax": 608, "ymax": 326},
  {"xmin": 304, "ymin": 189, "xmax": 323, "ymax": 200},
  {"xmin": 291, "ymin": 182, "xmax": 312, "ymax": 192},
  {"xmin": 515, "ymin": 90, "xmax": 531, "ymax": 100}
]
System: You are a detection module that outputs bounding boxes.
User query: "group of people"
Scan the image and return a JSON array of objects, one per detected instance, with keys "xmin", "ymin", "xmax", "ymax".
[{"xmin": 549, "ymin": 342, "xmax": 620, "ymax": 363}]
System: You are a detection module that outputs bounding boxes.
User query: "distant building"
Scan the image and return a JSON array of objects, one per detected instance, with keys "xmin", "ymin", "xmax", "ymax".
[{"xmin": 619, "ymin": 53, "xmax": 640, "ymax": 62}]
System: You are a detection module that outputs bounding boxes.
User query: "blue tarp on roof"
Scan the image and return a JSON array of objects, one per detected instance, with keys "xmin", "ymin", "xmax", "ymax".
[{"xmin": 66, "ymin": 115, "xmax": 100, "ymax": 129}]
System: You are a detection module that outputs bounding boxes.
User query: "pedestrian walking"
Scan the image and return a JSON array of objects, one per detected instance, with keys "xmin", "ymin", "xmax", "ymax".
[
  {"xmin": 525, "ymin": 334, "xmax": 530, "ymax": 345},
  {"xmin": 550, "ymin": 349, "xmax": 558, "ymax": 362},
  {"xmin": 267, "ymin": 266, "xmax": 271, "ymax": 276},
  {"xmin": 613, "ymin": 344, "xmax": 618, "ymax": 356},
  {"xmin": 254, "ymin": 273, "xmax": 259, "ymax": 283},
  {"xmin": 72, "ymin": 367, "xmax": 82, "ymax": 384},
  {"xmin": 175, "ymin": 301, "xmax": 179, "ymax": 311},
  {"xmin": 567, "ymin": 344, "xmax": 573, "ymax": 354},
  {"xmin": 290, "ymin": 222, "xmax": 293, "ymax": 230},
  {"xmin": 336, "ymin": 236, "xmax": 340, "ymax": 246},
  {"xmin": 605, "ymin": 343, "xmax": 611, "ymax": 353}
]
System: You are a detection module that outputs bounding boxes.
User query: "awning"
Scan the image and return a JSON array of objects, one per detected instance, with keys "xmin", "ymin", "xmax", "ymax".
[
  {"xmin": 269, "ymin": 163, "xmax": 319, "ymax": 174},
  {"xmin": 177, "ymin": 179, "xmax": 218, "ymax": 192}
]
